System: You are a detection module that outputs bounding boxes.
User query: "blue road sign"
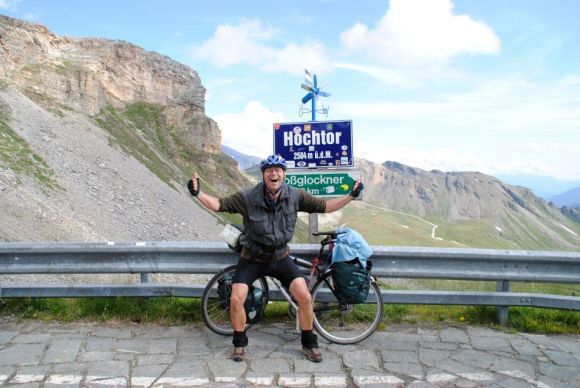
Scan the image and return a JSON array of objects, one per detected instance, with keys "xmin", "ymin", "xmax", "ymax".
[{"xmin": 273, "ymin": 120, "xmax": 353, "ymax": 169}]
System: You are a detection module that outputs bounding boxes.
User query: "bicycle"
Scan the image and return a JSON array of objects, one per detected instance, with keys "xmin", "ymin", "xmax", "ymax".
[{"xmin": 200, "ymin": 230, "xmax": 384, "ymax": 344}]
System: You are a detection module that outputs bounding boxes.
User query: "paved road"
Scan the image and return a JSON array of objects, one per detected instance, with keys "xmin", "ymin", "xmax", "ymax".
[{"xmin": 0, "ymin": 319, "xmax": 578, "ymax": 387}]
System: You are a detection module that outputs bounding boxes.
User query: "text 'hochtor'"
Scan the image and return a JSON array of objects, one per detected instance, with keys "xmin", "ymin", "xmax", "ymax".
[{"xmin": 283, "ymin": 130, "xmax": 342, "ymax": 147}]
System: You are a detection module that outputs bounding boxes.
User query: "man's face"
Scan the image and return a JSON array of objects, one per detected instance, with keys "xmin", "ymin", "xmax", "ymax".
[{"xmin": 263, "ymin": 166, "xmax": 285, "ymax": 193}]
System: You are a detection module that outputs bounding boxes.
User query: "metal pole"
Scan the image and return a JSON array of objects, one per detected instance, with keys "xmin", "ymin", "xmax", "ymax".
[
  {"xmin": 495, "ymin": 280, "xmax": 510, "ymax": 326},
  {"xmin": 308, "ymin": 103, "xmax": 318, "ymax": 242},
  {"xmin": 141, "ymin": 273, "xmax": 151, "ymax": 283},
  {"xmin": 308, "ymin": 213, "xmax": 318, "ymax": 244}
]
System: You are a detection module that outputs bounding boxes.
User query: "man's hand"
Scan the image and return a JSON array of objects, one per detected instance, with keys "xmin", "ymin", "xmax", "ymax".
[
  {"xmin": 350, "ymin": 181, "xmax": 364, "ymax": 198},
  {"xmin": 187, "ymin": 174, "xmax": 200, "ymax": 197}
]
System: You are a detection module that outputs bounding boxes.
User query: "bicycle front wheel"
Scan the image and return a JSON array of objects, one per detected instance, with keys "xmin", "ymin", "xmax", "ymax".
[
  {"xmin": 311, "ymin": 273, "xmax": 383, "ymax": 344},
  {"xmin": 201, "ymin": 265, "xmax": 269, "ymax": 336}
]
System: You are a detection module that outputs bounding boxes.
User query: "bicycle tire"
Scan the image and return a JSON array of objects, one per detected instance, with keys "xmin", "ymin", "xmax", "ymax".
[
  {"xmin": 201, "ymin": 265, "xmax": 269, "ymax": 336},
  {"xmin": 311, "ymin": 272, "xmax": 383, "ymax": 344}
]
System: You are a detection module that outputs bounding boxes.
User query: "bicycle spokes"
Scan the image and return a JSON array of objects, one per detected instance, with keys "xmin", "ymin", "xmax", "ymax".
[{"xmin": 311, "ymin": 274, "xmax": 383, "ymax": 344}]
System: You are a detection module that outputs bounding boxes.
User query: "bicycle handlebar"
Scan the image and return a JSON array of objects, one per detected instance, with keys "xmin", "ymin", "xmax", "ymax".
[{"xmin": 311, "ymin": 230, "xmax": 345, "ymax": 238}]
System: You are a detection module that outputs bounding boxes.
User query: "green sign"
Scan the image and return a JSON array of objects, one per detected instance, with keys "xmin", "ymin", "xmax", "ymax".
[{"xmin": 285, "ymin": 170, "xmax": 360, "ymax": 197}]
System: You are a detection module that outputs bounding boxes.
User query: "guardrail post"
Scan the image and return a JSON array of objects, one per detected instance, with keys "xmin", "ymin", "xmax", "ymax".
[
  {"xmin": 140, "ymin": 273, "xmax": 151, "ymax": 283},
  {"xmin": 495, "ymin": 280, "xmax": 510, "ymax": 326},
  {"xmin": 308, "ymin": 214, "xmax": 318, "ymax": 243}
]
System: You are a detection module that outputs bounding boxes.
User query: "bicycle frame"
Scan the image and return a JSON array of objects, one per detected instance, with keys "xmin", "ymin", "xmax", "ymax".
[{"xmin": 269, "ymin": 237, "xmax": 334, "ymax": 333}]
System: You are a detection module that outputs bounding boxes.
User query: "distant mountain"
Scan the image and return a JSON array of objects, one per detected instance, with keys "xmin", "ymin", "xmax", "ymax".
[
  {"xmin": 221, "ymin": 145, "xmax": 261, "ymax": 169},
  {"xmin": 356, "ymin": 159, "xmax": 580, "ymax": 250},
  {"xmin": 496, "ymin": 174, "xmax": 580, "ymax": 199},
  {"xmin": 548, "ymin": 186, "xmax": 580, "ymax": 208}
]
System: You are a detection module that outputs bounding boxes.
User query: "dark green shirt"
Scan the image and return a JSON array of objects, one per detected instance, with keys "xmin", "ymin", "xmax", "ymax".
[
  {"xmin": 219, "ymin": 186, "xmax": 326, "ymax": 215},
  {"xmin": 218, "ymin": 183, "xmax": 326, "ymax": 261}
]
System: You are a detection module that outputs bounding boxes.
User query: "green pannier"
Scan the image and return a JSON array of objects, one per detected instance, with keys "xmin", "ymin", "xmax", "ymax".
[{"xmin": 332, "ymin": 258, "xmax": 372, "ymax": 304}]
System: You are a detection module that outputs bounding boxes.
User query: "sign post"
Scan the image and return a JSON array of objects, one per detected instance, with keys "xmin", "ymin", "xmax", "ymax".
[{"xmin": 275, "ymin": 71, "xmax": 358, "ymax": 243}]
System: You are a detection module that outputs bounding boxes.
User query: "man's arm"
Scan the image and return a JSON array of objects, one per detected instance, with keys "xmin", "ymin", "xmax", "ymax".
[
  {"xmin": 188, "ymin": 173, "xmax": 221, "ymax": 212},
  {"xmin": 324, "ymin": 194, "xmax": 353, "ymax": 213},
  {"xmin": 324, "ymin": 181, "xmax": 364, "ymax": 213}
]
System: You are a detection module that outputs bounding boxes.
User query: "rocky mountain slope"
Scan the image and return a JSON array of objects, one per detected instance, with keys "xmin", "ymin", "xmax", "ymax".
[
  {"xmin": 221, "ymin": 145, "xmax": 261, "ymax": 170},
  {"xmin": 0, "ymin": 15, "xmax": 248, "ymax": 242},
  {"xmin": 1, "ymin": 15, "xmax": 578, "ymax": 250},
  {"xmin": 356, "ymin": 159, "xmax": 580, "ymax": 250}
]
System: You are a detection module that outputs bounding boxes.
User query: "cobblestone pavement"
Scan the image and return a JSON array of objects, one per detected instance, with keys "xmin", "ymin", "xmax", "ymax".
[{"xmin": 0, "ymin": 320, "xmax": 578, "ymax": 387}]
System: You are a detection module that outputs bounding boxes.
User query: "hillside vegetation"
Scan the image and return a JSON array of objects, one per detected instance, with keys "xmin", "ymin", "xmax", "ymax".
[
  {"xmin": 1, "ymin": 14, "xmax": 579, "ymax": 250},
  {"xmin": 312, "ymin": 201, "xmax": 580, "ymax": 250}
]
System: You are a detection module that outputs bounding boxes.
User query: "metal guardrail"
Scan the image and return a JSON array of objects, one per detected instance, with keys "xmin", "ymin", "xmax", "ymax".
[{"xmin": 1, "ymin": 241, "xmax": 579, "ymax": 325}]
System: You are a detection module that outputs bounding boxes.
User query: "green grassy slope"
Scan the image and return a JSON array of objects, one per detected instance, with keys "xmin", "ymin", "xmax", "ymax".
[{"xmin": 310, "ymin": 200, "xmax": 580, "ymax": 250}]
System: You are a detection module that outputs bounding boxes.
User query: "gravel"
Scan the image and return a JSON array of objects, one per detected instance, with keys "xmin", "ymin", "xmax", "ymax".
[{"xmin": 0, "ymin": 87, "xmax": 225, "ymax": 285}]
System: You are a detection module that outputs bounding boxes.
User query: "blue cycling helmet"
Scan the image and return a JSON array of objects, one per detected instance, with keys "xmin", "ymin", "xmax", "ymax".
[{"xmin": 260, "ymin": 154, "xmax": 287, "ymax": 172}]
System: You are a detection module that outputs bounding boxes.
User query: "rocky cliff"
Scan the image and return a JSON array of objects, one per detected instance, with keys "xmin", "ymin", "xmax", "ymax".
[
  {"xmin": 0, "ymin": 15, "xmax": 247, "ymax": 242},
  {"xmin": 0, "ymin": 14, "xmax": 219, "ymax": 154}
]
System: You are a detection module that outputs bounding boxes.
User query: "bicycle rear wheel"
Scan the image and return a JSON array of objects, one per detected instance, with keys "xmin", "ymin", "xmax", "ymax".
[
  {"xmin": 311, "ymin": 272, "xmax": 383, "ymax": 344},
  {"xmin": 201, "ymin": 265, "xmax": 269, "ymax": 336}
]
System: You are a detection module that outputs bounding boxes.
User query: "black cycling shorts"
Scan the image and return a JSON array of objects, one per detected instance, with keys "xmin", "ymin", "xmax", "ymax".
[{"xmin": 233, "ymin": 256, "xmax": 305, "ymax": 289}]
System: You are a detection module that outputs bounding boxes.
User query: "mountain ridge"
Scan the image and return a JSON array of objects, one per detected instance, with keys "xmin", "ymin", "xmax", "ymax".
[
  {"xmin": 221, "ymin": 145, "xmax": 261, "ymax": 170},
  {"xmin": 496, "ymin": 174, "xmax": 580, "ymax": 199},
  {"xmin": 549, "ymin": 186, "xmax": 580, "ymax": 208},
  {"xmin": 0, "ymin": 14, "xmax": 578, "ymax": 250}
]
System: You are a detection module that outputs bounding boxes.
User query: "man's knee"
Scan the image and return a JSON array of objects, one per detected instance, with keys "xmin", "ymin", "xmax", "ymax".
[
  {"xmin": 290, "ymin": 278, "xmax": 312, "ymax": 304},
  {"xmin": 231, "ymin": 284, "xmax": 248, "ymax": 308}
]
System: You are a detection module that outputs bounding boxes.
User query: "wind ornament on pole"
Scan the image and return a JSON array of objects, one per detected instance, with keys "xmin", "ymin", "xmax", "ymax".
[{"xmin": 300, "ymin": 69, "xmax": 330, "ymax": 121}]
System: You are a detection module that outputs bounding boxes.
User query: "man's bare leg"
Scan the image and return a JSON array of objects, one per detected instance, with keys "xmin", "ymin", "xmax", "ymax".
[
  {"xmin": 230, "ymin": 283, "xmax": 249, "ymax": 361},
  {"xmin": 290, "ymin": 277, "xmax": 322, "ymax": 362}
]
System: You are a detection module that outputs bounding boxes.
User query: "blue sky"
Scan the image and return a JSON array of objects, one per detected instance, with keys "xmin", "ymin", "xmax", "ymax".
[{"xmin": 2, "ymin": 0, "xmax": 579, "ymax": 180}]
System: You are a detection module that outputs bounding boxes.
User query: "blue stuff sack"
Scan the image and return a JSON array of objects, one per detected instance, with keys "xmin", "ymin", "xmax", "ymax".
[{"xmin": 331, "ymin": 228, "xmax": 373, "ymax": 269}]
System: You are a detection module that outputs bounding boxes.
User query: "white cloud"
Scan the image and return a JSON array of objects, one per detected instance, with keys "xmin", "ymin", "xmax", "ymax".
[
  {"xmin": 356, "ymin": 143, "xmax": 486, "ymax": 172},
  {"xmin": 560, "ymin": 75, "xmax": 580, "ymax": 86},
  {"xmin": 214, "ymin": 101, "xmax": 286, "ymax": 157},
  {"xmin": 334, "ymin": 62, "xmax": 425, "ymax": 89},
  {"xmin": 335, "ymin": 76, "xmax": 580, "ymax": 134},
  {"xmin": 0, "ymin": 0, "xmax": 22, "ymax": 10},
  {"xmin": 190, "ymin": 19, "xmax": 277, "ymax": 67},
  {"xmin": 261, "ymin": 42, "xmax": 332, "ymax": 75},
  {"xmin": 509, "ymin": 143, "xmax": 580, "ymax": 154},
  {"xmin": 190, "ymin": 19, "xmax": 331, "ymax": 75},
  {"xmin": 356, "ymin": 142, "xmax": 556, "ymax": 178},
  {"xmin": 339, "ymin": 0, "xmax": 500, "ymax": 67},
  {"xmin": 347, "ymin": 73, "xmax": 580, "ymax": 180}
]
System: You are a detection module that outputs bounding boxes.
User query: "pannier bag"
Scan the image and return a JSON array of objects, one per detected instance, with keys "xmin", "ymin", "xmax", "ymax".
[
  {"xmin": 330, "ymin": 227, "xmax": 374, "ymax": 304},
  {"xmin": 332, "ymin": 258, "xmax": 373, "ymax": 304},
  {"xmin": 217, "ymin": 272, "xmax": 265, "ymax": 323},
  {"xmin": 244, "ymin": 285, "xmax": 265, "ymax": 323},
  {"xmin": 217, "ymin": 272, "xmax": 233, "ymax": 309}
]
